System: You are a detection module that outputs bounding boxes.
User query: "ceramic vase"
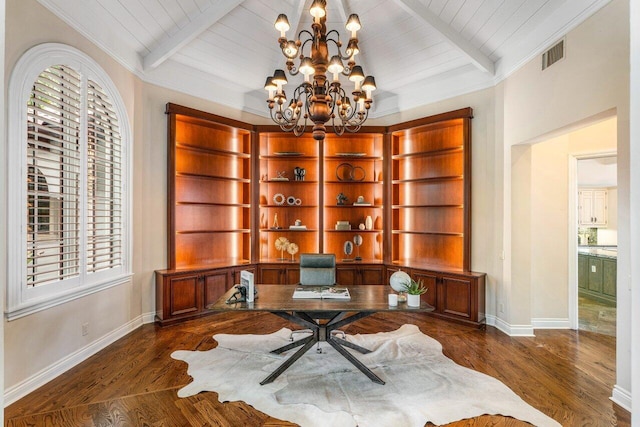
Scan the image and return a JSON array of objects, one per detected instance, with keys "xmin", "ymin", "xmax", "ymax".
[
  {"xmin": 407, "ymin": 293, "xmax": 421, "ymax": 307},
  {"xmin": 365, "ymin": 215, "xmax": 373, "ymax": 230}
]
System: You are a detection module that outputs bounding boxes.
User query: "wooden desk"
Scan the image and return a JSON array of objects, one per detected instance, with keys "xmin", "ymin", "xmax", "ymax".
[{"xmin": 208, "ymin": 285, "xmax": 434, "ymax": 385}]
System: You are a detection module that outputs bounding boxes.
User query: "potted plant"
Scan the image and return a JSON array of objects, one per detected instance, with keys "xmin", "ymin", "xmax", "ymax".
[{"xmin": 403, "ymin": 279, "xmax": 427, "ymax": 307}]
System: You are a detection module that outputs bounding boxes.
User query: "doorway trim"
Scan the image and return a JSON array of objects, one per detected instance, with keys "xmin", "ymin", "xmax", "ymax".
[{"xmin": 568, "ymin": 150, "xmax": 617, "ymax": 329}]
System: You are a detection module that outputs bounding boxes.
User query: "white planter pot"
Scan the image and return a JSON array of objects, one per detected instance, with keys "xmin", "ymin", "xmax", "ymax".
[{"xmin": 407, "ymin": 293, "xmax": 421, "ymax": 307}]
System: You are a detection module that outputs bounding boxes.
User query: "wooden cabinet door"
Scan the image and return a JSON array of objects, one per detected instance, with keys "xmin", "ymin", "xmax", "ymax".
[
  {"xmin": 360, "ymin": 265, "xmax": 384, "ymax": 285},
  {"xmin": 336, "ymin": 266, "xmax": 358, "ymax": 285},
  {"xmin": 168, "ymin": 274, "xmax": 201, "ymax": 317},
  {"xmin": 578, "ymin": 190, "xmax": 594, "ymax": 226},
  {"xmin": 578, "ymin": 189, "xmax": 608, "ymax": 226},
  {"xmin": 592, "ymin": 190, "xmax": 608, "ymax": 226},
  {"xmin": 203, "ymin": 270, "xmax": 231, "ymax": 308},
  {"xmin": 602, "ymin": 258, "xmax": 617, "ymax": 298},
  {"xmin": 285, "ymin": 266, "xmax": 300, "ymax": 284},
  {"xmin": 440, "ymin": 275, "xmax": 473, "ymax": 321},
  {"xmin": 259, "ymin": 264, "xmax": 298, "ymax": 284},
  {"xmin": 337, "ymin": 264, "xmax": 383, "ymax": 285},
  {"xmin": 578, "ymin": 255, "xmax": 589, "ymax": 289},
  {"xmin": 412, "ymin": 270, "xmax": 438, "ymax": 309},
  {"xmin": 259, "ymin": 265, "xmax": 284, "ymax": 284},
  {"xmin": 588, "ymin": 257, "xmax": 603, "ymax": 293}
]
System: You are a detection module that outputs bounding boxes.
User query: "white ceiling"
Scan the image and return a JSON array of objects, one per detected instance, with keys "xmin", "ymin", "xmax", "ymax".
[
  {"xmin": 578, "ymin": 157, "xmax": 617, "ymax": 188},
  {"xmin": 37, "ymin": 0, "xmax": 611, "ymax": 119}
]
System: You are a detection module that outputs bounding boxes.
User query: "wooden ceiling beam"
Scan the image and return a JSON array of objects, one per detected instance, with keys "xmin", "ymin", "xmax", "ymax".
[
  {"xmin": 143, "ymin": 0, "xmax": 245, "ymax": 70},
  {"xmin": 393, "ymin": 0, "xmax": 495, "ymax": 75}
]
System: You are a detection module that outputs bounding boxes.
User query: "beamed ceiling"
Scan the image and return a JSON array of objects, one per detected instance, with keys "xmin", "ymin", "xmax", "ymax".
[{"xmin": 37, "ymin": 0, "xmax": 611, "ymax": 119}]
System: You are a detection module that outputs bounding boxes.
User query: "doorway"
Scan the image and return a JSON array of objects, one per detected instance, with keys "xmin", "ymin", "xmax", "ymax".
[{"xmin": 576, "ymin": 156, "xmax": 617, "ymax": 336}]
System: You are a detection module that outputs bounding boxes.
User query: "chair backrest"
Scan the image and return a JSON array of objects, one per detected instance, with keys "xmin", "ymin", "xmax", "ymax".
[{"xmin": 299, "ymin": 253, "xmax": 336, "ymax": 286}]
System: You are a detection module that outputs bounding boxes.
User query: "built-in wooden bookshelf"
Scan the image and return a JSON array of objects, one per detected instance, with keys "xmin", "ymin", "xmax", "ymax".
[
  {"xmin": 323, "ymin": 133, "xmax": 384, "ymax": 263},
  {"xmin": 167, "ymin": 104, "xmax": 253, "ymax": 269},
  {"xmin": 258, "ymin": 133, "xmax": 320, "ymax": 262},
  {"xmin": 390, "ymin": 109, "xmax": 472, "ymax": 271}
]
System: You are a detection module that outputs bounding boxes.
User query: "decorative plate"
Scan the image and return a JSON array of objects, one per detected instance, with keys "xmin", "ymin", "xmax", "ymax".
[
  {"xmin": 275, "ymin": 236, "xmax": 290, "ymax": 251},
  {"xmin": 336, "ymin": 152, "xmax": 366, "ymax": 157},
  {"xmin": 274, "ymin": 151, "xmax": 303, "ymax": 156},
  {"xmin": 353, "ymin": 234, "xmax": 363, "ymax": 246},
  {"xmin": 273, "ymin": 193, "xmax": 286, "ymax": 205}
]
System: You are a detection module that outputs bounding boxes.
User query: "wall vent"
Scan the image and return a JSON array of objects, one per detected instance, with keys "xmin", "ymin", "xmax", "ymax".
[{"xmin": 542, "ymin": 39, "xmax": 565, "ymax": 70}]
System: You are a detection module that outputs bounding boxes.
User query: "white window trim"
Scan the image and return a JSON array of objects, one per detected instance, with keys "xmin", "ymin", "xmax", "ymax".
[{"xmin": 6, "ymin": 43, "xmax": 132, "ymax": 320}]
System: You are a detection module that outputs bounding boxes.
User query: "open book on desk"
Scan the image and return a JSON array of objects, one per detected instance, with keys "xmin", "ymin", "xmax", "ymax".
[{"xmin": 292, "ymin": 286, "xmax": 351, "ymax": 300}]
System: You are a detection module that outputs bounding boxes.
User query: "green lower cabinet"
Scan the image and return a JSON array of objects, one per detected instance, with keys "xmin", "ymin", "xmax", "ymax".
[
  {"xmin": 578, "ymin": 253, "xmax": 616, "ymax": 306},
  {"xmin": 578, "ymin": 255, "xmax": 589, "ymax": 290},
  {"xmin": 602, "ymin": 259, "xmax": 617, "ymax": 299},
  {"xmin": 587, "ymin": 257, "xmax": 603, "ymax": 293}
]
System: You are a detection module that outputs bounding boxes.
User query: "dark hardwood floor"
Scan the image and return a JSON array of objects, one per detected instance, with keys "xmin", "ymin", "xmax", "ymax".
[{"xmin": 5, "ymin": 312, "xmax": 630, "ymax": 427}]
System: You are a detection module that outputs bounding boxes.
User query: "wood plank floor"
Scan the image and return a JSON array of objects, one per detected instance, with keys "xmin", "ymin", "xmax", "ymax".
[{"xmin": 5, "ymin": 312, "xmax": 630, "ymax": 426}]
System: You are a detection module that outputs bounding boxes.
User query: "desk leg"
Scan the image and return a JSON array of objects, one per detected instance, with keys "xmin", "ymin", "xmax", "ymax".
[
  {"xmin": 260, "ymin": 335, "xmax": 316, "ymax": 385},
  {"xmin": 271, "ymin": 334, "xmax": 313, "ymax": 354},
  {"xmin": 332, "ymin": 336, "xmax": 372, "ymax": 354},
  {"xmin": 327, "ymin": 338, "xmax": 385, "ymax": 385}
]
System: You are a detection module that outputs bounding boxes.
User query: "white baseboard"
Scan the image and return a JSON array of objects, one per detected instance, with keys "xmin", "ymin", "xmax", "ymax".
[
  {"xmin": 486, "ymin": 314, "xmax": 535, "ymax": 336},
  {"xmin": 531, "ymin": 317, "xmax": 571, "ymax": 329},
  {"xmin": 610, "ymin": 384, "xmax": 631, "ymax": 412},
  {"xmin": 4, "ymin": 314, "xmax": 146, "ymax": 406},
  {"xmin": 142, "ymin": 310, "xmax": 157, "ymax": 324}
]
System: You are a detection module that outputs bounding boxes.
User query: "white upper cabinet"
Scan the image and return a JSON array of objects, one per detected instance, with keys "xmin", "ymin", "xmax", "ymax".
[{"xmin": 579, "ymin": 189, "xmax": 608, "ymax": 227}]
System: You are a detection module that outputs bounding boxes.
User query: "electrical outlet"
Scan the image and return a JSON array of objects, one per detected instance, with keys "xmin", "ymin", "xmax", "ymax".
[
  {"xmin": 499, "ymin": 303, "xmax": 504, "ymax": 313},
  {"xmin": 82, "ymin": 322, "xmax": 89, "ymax": 336},
  {"xmin": 500, "ymin": 250, "xmax": 505, "ymax": 260},
  {"xmin": 591, "ymin": 265, "xmax": 597, "ymax": 273}
]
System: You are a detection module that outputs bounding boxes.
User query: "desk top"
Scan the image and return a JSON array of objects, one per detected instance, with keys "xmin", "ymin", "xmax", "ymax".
[{"xmin": 208, "ymin": 285, "xmax": 435, "ymax": 313}]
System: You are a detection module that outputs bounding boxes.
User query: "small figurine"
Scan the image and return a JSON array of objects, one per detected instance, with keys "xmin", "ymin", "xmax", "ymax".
[
  {"xmin": 294, "ymin": 166, "xmax": 306, "ymax": 181},
  {"xmin": 337, "ymin": 192, "xmax": 348, "ymax": 205},
  {"xmin": 271, "ymin": 213, "xmax": 280, "ymax": 229}
]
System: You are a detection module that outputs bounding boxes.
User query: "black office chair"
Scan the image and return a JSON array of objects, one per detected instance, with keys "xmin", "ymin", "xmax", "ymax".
[{"xmin": 291, "ymin": 253, "xmax": 344, "ymax": 351}]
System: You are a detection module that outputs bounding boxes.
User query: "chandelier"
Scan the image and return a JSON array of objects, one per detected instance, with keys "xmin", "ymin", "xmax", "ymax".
[{"xmin": 264, "ymin": 0, "xmax": 376, "ymax": 141}]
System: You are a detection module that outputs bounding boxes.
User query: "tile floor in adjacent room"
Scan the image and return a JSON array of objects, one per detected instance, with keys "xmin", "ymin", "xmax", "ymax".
[{"xmin": 578, "ymin": 295, "xmax": 617, "ymax": 337}]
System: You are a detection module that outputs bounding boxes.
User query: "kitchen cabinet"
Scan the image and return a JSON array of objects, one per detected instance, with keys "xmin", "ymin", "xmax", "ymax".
[
  {"xmin": 578, "ymin": 189, "xmax": 607, "ymax": 227},
  {"xmin": 578, "ymin": 253, "xmax": 616, "ymax": 305}
]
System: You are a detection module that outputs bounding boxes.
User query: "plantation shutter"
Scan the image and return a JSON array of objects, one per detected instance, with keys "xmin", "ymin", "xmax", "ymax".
[
  {"xmin": 86, "ymin": 80, "xmax": 123, "ymax": 273},
  {"xmin": 26, "ymin": 66, "xmax": 82, "ymax": 287}
]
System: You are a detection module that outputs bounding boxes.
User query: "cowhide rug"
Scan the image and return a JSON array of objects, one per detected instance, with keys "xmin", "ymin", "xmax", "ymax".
[{"xmin": 171, "ymin": 324, "xmax": 560, "ymax": 426}]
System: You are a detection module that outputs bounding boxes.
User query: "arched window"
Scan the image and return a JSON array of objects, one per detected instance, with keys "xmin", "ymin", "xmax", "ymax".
[{"xmin": 7, "ymin": 44, "xmax": 131, "ymax": 319}]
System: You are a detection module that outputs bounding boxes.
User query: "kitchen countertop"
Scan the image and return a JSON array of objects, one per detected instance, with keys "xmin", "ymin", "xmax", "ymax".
[{"xmin": 578, "ymin": 246, "xmax": 617, "ymax": 259}]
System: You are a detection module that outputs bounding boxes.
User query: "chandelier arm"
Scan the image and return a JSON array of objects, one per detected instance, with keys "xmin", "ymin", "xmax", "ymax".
[
  {"xmin": 342, "ymin": 109, "xmax": 369, "ymax": 131},
  {"xmin": 327, "ymin": 85, "xmax": 343, "ymax": 116},
  {"xmin": 298, "ymin": 31, "xmax": 314, "ymax": 48}
]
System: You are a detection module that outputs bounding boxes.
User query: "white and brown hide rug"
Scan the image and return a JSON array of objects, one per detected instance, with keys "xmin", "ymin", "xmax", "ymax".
[{"xmin": 172, "ymin": 324, "xmax": 560, "ymax": 427}]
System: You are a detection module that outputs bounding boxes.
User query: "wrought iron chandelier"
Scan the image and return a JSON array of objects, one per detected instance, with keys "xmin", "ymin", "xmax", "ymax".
[{"xmin": 264, "ymin": 0, "xmax": 376, "ymax": 141}]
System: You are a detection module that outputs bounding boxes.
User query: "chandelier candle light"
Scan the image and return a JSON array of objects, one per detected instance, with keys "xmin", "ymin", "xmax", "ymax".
[{"xmin": 265, "ymin": 0, "xmax": 376, "ymax": 141}]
